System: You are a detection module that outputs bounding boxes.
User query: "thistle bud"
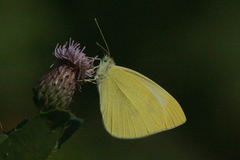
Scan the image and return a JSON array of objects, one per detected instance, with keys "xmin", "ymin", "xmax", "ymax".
[{"xmin": 33, "ymin": 39, "xmax": 97, "ymax": 111}]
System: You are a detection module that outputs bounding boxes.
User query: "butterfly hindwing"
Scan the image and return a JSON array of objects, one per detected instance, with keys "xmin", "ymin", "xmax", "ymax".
[
  {"xmin": 117, "ymin": 66, "xmax": 186, "ymax": 129},
  {"xmin": 99, "ymin": 65, "xmax": 174, "ymax": 138}
]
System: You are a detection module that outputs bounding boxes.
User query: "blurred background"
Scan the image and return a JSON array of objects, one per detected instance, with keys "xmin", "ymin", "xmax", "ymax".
[{"xmin": 0, "ymin": 0, "xmax": 239, "ymax": 159}]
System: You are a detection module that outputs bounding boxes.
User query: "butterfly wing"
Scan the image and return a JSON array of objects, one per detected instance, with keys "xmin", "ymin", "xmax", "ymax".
[
  {"xmin": 117, "ymin": 66, "xmax": 186, "ymax": 129},
  {"xmin": 98, "ymin": 65, "xmax": 186, "ymax": 139}
]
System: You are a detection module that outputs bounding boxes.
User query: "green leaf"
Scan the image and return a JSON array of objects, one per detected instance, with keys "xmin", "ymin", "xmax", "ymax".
[{"xmin": 0, "ymin": 109, "xmax": 71, "ymax": 160}]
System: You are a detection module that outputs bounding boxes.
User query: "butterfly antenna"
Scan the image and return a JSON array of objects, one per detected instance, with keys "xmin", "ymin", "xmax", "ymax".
[
  {"xmin": 96, "ymin": 42, "xmax": 109, "ymax": 55},
  {"xmin": 94, "ymin": 18, "xmax": 110, "ymax": 56}
]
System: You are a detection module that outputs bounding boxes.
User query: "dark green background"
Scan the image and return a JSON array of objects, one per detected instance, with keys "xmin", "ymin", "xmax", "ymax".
[{"xmin": 0, "ymin": 1, "xmax": 239, "ymax": 159}]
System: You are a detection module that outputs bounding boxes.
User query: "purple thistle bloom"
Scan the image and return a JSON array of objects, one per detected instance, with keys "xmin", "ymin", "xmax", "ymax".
[
  {"xmin": 33, "ymin": 39, "xmax": 97, "ymax": 111},
  {"xmin": 52, "ymin": 39, "xmax": 97, "ymax": 84}
]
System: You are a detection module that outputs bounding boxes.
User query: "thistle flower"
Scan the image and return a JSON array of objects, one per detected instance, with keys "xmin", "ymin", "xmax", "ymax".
[
  {"xmin": 33, "ymin": 39, "xmax": 97, "ymax": 111},
  {"xmin": 52, "ymin": 39, "xmax": 97, "ymax": 84}
]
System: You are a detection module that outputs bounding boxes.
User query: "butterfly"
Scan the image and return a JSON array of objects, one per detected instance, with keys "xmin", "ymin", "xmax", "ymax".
[{"xmin": 94, "ymin": 19, "xmax": 186, "ymax": 139}]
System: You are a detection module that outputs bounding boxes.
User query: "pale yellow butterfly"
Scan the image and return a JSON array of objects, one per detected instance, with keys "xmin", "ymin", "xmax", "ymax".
[{"xmin": 94, "ymin": 19, "xmax": 186, "ymax": 139}]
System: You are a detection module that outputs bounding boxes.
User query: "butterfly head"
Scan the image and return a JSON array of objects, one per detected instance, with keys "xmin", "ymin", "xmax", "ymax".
[{"xmin": 95, "ymin": 55, "xmax": 115, "ymax": 84}]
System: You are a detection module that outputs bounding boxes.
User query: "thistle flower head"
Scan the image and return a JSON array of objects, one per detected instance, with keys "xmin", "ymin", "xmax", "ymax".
[
  {"xmin": 33, "ymin": 65, "xmax": 76, "ymax": 111},
  {"xmin": 52, "ymin": 39, "xmax": 97, "ymax": 84},
  {"xmin": 33, "ymin": 39, "xmax": 97, "ymax": 111}
]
